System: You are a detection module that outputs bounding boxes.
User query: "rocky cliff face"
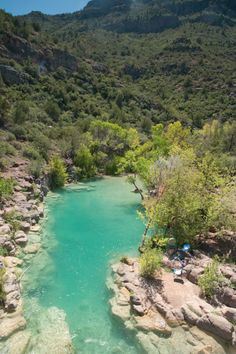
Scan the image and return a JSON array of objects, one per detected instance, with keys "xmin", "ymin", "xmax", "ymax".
[
  {"xmin": 77, "ymin": 0, "xmax": 236, "ymax": 33},
  {"xmin": 81, "ymin": 0, "xmax": 131, "ymax": 18},
  {"xmin": 0, "ymin": 32, "xmax": 40, "ymax": 62},
  {"xmin": 105, "ymin": 14, "xmax": 180, "ymax": 33},
  {"xmin": 0, "ymin": 65, "xmax": 33, "ymax": 85},
  {"xmin": 0, "ymin": 32, "xmax": 78, "ymax": 84}
]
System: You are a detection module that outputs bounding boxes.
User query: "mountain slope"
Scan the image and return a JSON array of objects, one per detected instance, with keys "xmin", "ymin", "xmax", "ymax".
[{"xmin": 0, "ymin": 0, "xmax": 235, "ymax": 134}]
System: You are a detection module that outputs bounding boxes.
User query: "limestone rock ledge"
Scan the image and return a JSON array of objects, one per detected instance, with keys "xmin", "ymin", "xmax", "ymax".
[{"xmin": 108, "ymin": 258, "xmax": 236, "ymax": 354}]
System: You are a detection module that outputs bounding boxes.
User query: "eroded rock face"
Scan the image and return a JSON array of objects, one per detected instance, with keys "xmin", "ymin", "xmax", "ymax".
[
  {"xmin": 218, "ymin": 287, "xmax": 236, "ymax": 308},
  {"xmin": 109, "ymin": 258, "xmax": 236, "ymax": 354},
  {"xmin": 134, "ymin": 310, "xmax": 172, "ymax": 336},
  {"xmin": 197, "ymin": 313, "xmax": 234, "ymax": 342},
  {"xmin": 181, "ymin": 298, "xmax": 236, "ymax": 345},
  {"xmin": 44, "ymin": 48, "xmax": 78, "ymax": 72},
  {"xmin": 0, "ymin": 161, "xmax": 48, "ymax": 348},
  {"xmin": 3, "ymin": 270, "xmax": 21, "ymax": 312},
  {"xmin": 0, "ymin": 65, "xmax": 33, "ymax": 85},
  {"xmin": 0, "ymin": 315, "xmax": 26, "ymax": 339},
  {"xmin": 223, "ymin": 308, "xmax": 236, "ymax": 323},
  {"xmin": 0, "ymin": 32, "xmax": 78, "ymax": 76},
  {"xmin": 0, "ymin": 32, "xmax": 40, "ymax": 62}
]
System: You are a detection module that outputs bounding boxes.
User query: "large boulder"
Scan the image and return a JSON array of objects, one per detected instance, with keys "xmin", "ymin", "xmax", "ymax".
[
  {"xmin": 0, "ymin": 224, "xmax": 11, "ymax": 235},
  {"xmin": 23, "ymin": 243, "xmax": 40, "ymax": 254},
  {"xmin": 223, "ymin": 308, "xmax": 236, "ymax": 323},
  {"xmin": 4, "ymin": 257, "xmax": 23, "ymax": 268},
  {"xmin": 20, "ymin": 222, "xmax": 31, "ymax": 233},
  {"xmin": 196, "ymin": 313, "xmax": 234, "ymax": 342},
  {"xmin": 187, "ymin": 267, "xmax": 205, "ymax": 284},
  {"xmin": 0, "ymin": 315, "xmax": 26, "ymax": 339},
  {"xmin": 219, "ymin": 287, "xmax": 236, "ymax": 308},
  {"xmin": 134, "ymin": 310, "xmax": 172, "ymax": 336},
  {"xmin": 14, "ymin": 231, "xmax": 28, "ymax": 247},
  {"xmin": 3, "ymin": 271, "xmax": 21, "ymax": 312}
]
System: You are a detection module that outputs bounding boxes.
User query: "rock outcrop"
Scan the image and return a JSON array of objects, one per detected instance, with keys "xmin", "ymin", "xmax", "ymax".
[
  {"xmin": 0, "ymin": 159, "xmax": 48, "ymax": 348},
  {"xmin": 0, "ymin": 65, "xmax": 33, "ymax": 85},
  {"xmin": 109, "ymin": 258, "xmax": 236, "ymax": 354},
  {"xmin": 0, "ymin": 315, "xmax": 26, "ymax": 339}
]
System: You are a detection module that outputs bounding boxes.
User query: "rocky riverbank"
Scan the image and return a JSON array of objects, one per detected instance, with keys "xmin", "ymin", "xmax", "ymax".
[
  {"xmin": 108, "ymin": 256, "xmax": 236, "ymax": 354},
  {"xmin": 0, "ymin": 159, "xmax": 73, "ymax": 353}
]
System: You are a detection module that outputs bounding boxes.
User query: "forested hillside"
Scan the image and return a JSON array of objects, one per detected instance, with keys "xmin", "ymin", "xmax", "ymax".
[{"xmin": 0, "ymin": 0, "xmax": 235, "ymax": 178}]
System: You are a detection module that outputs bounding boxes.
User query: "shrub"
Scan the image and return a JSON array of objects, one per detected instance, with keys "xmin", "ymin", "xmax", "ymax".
[
  {"xmin": 48, "ymin": 156, "xmax": 68, "ymax": 189},
  {"xmin": 23, "ymin": 146, "xmax": 41, "ymax": 160},
  {"xmin": 139, "ymin": 248, "xmax": 163, "ymax": 278},
  {"xmin": 11, "ymin": 125, "xmax": 28, "ymax": 140},
  {"xmin": 14, "ymin": 101, "xmax": 29, "ymax": 124},
  {"xmin": 0, "ymin": 246, "xmax": 8, "ymax": 257},
  {"xmin": 0, "ymin": 141, "xmax": 16, "ymax": 158},
  {"xmin": 0, "ymin": 268, "xmax": 6, "ymax": 304},
  {"xmin": 3, "ymin": 210, "xmax": 21, "ymax": 233},
  {"xmin": 198, "ymin": 257, "xmax": 224, "ymax": 298},
  {"xmin": 0, "ymin": 158, "xmax": 9, "ymax": 172},
  {"xmin": 74, "ymin": 145, "xmax": 96, "ymax": 178},
  {"xmin": 28, "ymin": 159, "xmax": 44, "ymax": 179},
  {"xmin": 120, "ymin": 256, "xmax": 129, "ymax": 264},
  {"xmin": 0, "ymin": 178, "xmax": 15, "ymax": 202},
  {"xmin": 45, "ymin": 101, "xmax": 61, "ymax": 122}
]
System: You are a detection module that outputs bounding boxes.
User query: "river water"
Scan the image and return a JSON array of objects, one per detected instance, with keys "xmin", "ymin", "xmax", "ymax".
[{"xmin": 22, "ymin": 177, "xmax": 144, "ymax": 353}]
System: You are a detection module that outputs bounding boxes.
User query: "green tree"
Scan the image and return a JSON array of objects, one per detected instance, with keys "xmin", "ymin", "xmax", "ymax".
[
  {"xmin": 48, "ymin": 156, "xmax": 68, "ymax": 189},
  {"xmin": 143, "ymin": 155, "xmax": 236, "ymax": 244},
  {"xmin": 0, "ymin": 97, "xmax": 9, "ymax": 127},
  {"xmin": 45, "ymin": 101, "xmax": 61, "ymax": 122},
  {"xmin": 14, "ymin": 101, "xmax": 29, "ymax": 124},
  {"xmin": 73, "ymin": 145, "xmax": 96, "ymax": 178}
]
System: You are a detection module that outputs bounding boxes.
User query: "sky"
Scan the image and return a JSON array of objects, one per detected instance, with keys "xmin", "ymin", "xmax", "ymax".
[{"xmin": 0, "ymin": 0, "xmax": 88, "ymax": 15}]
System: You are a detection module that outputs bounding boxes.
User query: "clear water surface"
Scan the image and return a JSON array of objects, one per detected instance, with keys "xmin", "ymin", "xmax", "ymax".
[{"xmin": 23, "ymin": 177, "xmax": 144, "ymax": 353}]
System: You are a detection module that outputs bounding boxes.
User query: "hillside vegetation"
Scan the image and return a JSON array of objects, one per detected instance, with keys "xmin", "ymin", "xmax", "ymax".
[{"xmin": 0, "ymin": 0, "xmax": 236, "ymax": 242}]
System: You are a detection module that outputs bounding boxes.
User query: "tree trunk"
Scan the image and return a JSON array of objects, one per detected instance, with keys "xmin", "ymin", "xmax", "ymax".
[
  {"xmin": 141, "ymin": 219, "xmax": 151, "ymax": 246},
  {"xmin": 133, "ymin": 181, "xmax": 144, "ymax": 200}
]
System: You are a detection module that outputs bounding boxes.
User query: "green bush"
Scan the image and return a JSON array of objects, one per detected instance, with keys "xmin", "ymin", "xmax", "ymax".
[
  {"xmin": 0, "ymin": 268, "xmax": 6, "ymax": 304},
  {"xmin": 0, "ymin": 246, "xmax": 8, "ymax": 257},
  {"xmin": 28, "ymin": 159, "xmax": 44, "ymax": 179},
  {"xmin": 14, "ymin": 101, "xmax": 29, "ymax": 124},
  {"xmin": 139, "ymin": 248, "xmax": 163, "ymax": 278},
  {"xmin": 3, "ymin": 210, "xmax": 21, "ymax": 233},
  {"xmin": 45, "ymin": 101, "xmax": 61, "ymax": 122},
  {"xmin": 0, "ymin": 158, "xmax": 9, "ymax": 172},
  {"xmin": 0, "ymin": 141, "xmax": 16, "ymax": 158},
  {"xmin": 23, "ymin": 146, "xmax": 41, "ymax": 160},
  {"xmin": 48, "ymin": 155, "xmax": 68, "ymax": 189},
  {"xmin": 73, "ymin": 145, "xmax": 96, "ymax": 178},
  {"xmin": 11, "ymin": 125, "xmax": 28, "ymax": 140},
  {"xmin": 198, "ymin": 257, "xmax": 224, "ymax": 298},
  {"xmin": 0, "ymin": 178, "xmax": 15, "ymax": 202}
]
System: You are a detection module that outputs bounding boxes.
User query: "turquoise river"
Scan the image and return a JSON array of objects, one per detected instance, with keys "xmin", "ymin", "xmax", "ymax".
[{"xmin": 22, "ymin": 177, "xmax": 144, "ymax": 353}]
